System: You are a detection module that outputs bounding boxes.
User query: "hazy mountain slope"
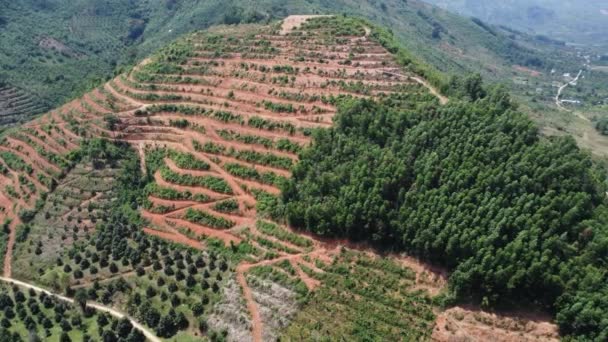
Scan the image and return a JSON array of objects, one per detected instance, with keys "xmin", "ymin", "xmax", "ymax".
[{"xmin": 425, "ymin": 0, "xmax": 608, "ymax": 45}]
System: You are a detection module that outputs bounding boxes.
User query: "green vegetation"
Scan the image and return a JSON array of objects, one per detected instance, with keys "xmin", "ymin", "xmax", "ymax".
[
  {"xmin": 224, "ymin": 162, "xmax": 287, "ymax": 187},
  {"xmin": 275, "ymin": 138, "xmax": 302, "ymax": 154},
  {"xmin": 0, "ymin": 85, "xmax": 47, "ymax": 126},
  {"xmin": 596, "ymin": 118, "xmax": 608, "ymax": 136},
  {"xmin": 0, "ymin": 283, "xmax": 143, "ymax": 341},
  {"xmin": 248, "ymin": 265, "xmax": 307, "ymax": 297},
  {"xmin": 282, "ymin": 250, "xmax": 435, "ymax": 340},
  {"xmin": 0, "ymin": 151, "xmax": 33, "ymax": 174},
  {"xmin": 255, "ymin": 220, "xmax": 311, "ymax": 248},
  {"xmin": 4, "ymin": 8, "xmax": 608, "ymax": 342},
  {"xmin": 212, "ymin": 199, "xmax": 240, "ymax": 214},
  {"xmin": 247, "ymin": 116, "xmax": 296, "ymax": 134},
  {"xmin": 217, "ymin": 129, "xmax": 274, "ymax": 148},
  {"xmin": 0, "ymin": 220, "xmax": 9, "ymax": 265},
  {"xmin": 12, "ymin": 138, "xmax": 231, "ymax": 339},
  {"xmin": 195, "ymin": 140, "xmax": 293, "ymax": 170},
  {"xmin": 168, "ymin": 150, "xmax": 210, "ymax": 171},
  {"xmin": 160, "ymin": 167, "xmax": 232, "ymax": 195},
  {"xmin": 145, "ymin": 183, "xmax": 210, "ymax": 203},
  {"xmin": 283, "ymin": 83, "xmax": 608, "ymax": 339},
  {"xmin": 184, "ymin": 208, "xmax": 235, "ymax": 229},
  {"xmin": 262, "ymin": 100, "xmax": 295, "ymax": 113},
  {"xmin": 1, "ymin": 0, "xmax": 601, "ymax": 148}
]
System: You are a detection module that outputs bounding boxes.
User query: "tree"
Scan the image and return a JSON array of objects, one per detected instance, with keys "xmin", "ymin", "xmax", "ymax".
[
  {"xmin": 170, "ymin": 294, "xmax": 180, "ymax": 307},
  {"xmin": 97, "ymin": 313, "xmax": 109, "ymax": 328},
  {"xmin": 145, "ymin": 286, "xmax": 156, "ymax": 298},
  {"xmin": 3, "ymin": 307, "xmax": 14, "ymax": 320},
  {"xmin": 14, "ymin": 290, "xmax": 25, "ymax": 303},
  {"xmin": 73, "ymin": 269, "xmax": 83, "ymax": 279},
  {"xmin": 74, "ymin": 289, "xmax": 87, "ymax": 312},
  {"xmin": 59, "ymin": 332, "xmax": 71, "ymax": 342},
  {"xmin": 283, "ymin": 92, "xmax": 608, "ymax": 340},
  {"xmin": 102, "ymin": 330, "xmax": 117, "ymax": 342},
  {"xmin": 175, "ymin": 311, "xmax": 188, "ymax": 330},
  {"xmin": 60, "ymin": 318, "xmax": 71, "ymax": 331},
  {"xmin": 186, "ymin": 275, "xmax": 196, "ymax": 287},
  {"xmin": 198, "ymin": 319, "xmax": 208, "ymax": 333},
  {"xmin": 126, "ymin": 329, "xmax": 145, "ymax": 342},
  {"xmin": 116, "ymin": 317, "xmax": 133, "ymax": 338},
  {"xmin": 156, "ymin": 315, "xmax": 176, "ymax": 338},
  {"xmin": 191, "ymin": 302, "xmax": 204, "ymax": 315},
  {"xmin": 139, "ymin": 302, "xmax": 160, "ymax": 328},
  {"xmin": 0, "ymin": 293, "xmax": 14, "ymax": 307},
  {"xmin": 463, "ymin": 73, "xmax": 486, "ymax": 101}
]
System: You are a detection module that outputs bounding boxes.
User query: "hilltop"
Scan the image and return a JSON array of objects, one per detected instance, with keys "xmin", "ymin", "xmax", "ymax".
[
  {"xmin": 7, "ymin": 0, "xmax": 608, "ymax": 165},
  {"xmin": 0, "ymin": 15, "xmax": 581, "ymax": 341}
]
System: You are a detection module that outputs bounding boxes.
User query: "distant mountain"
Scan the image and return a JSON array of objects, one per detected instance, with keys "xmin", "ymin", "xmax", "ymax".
[{"xmin": 424, "ymin": 0, "xmax": 608, "ymax": 45}]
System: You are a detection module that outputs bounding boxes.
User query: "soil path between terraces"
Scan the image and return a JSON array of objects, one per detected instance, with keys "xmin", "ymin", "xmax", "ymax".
[{"xmin": 0, "ymin": 276, "xmax": 161, "ymax": 342}]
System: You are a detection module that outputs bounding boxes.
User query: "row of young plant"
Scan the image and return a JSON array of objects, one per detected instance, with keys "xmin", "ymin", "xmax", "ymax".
[
  {"xmin": 193, "ymin": 140, "xmax": 293, "ymax": 170},
  {"xmin": 160, "ymin": 166, "xmax": 232, "ymax": 195}
]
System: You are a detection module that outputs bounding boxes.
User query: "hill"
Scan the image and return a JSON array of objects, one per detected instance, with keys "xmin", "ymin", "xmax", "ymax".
[
  {"xmin": 0, "ymin": 15, "xmax": 454, "ymax": 341},
  {"xmin": 0, "ymin": 17, "xmax": 576, "ymax": 341},
  {"xmin": 0, "ymin": 0, "xmax": 578, "ymax": 125}
]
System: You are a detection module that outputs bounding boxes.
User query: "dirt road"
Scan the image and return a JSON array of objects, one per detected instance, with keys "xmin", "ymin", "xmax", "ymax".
[
  {"xmin": 555, "ymin": 70, "xmax": 583, "ymax": 110},
  {"xmin": 0, "ymin": 276, "xmax": 161, "ymax": 342},
  {"xmin": 383, "ymin": 71, "xmax": 448, "ymax": 105}
]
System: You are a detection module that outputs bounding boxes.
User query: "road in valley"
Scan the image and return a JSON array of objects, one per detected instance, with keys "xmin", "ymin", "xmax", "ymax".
[{"xmin": 556, "ymin": 69, "xmax": 583, "ymax": 110}]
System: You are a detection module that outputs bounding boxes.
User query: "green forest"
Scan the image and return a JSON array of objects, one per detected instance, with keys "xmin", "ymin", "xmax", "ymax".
[{"xmin": 282, "ymin": 82, "xmax": 608, "ymax": 340}]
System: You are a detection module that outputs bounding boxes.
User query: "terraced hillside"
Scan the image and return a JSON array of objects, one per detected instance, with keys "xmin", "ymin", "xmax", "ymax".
[
  {"xmin": 0, "ymin": 85, "xmax": 46, "ymax": 127},
  {"xmin": 0, "ymin": 16, "xmax": 560, "ymax": 341}
]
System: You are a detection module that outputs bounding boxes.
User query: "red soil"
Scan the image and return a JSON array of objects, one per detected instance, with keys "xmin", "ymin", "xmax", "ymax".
[
  {"xmin": 432, "ymin": 306, "xmax": 559, "ymax": 342},
  {"xmin": 514, "ymin": 65, "xmax": 542, "ymax": 77},
  {"xmin": 290, "ymin": 259, "xmax": 320, "ymax": 290}
]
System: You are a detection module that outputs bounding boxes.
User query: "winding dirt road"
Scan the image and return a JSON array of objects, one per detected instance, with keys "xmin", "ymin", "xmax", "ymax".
[
  {"xmin": 383, "ymin": 71, "xmax": 448, "ymax": 105},
  {"xmin": 555, "ymin": 69, "xmax": 583, "ymax": 110},
  {"xmin": 0, "ymin": 276, "xmax": 161, "ymax": 342}
]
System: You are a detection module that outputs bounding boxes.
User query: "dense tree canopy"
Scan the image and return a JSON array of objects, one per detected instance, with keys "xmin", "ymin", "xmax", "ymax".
[{"xmin": 282, "ymin": 87, "xmax": 608, "ymax": 340}]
